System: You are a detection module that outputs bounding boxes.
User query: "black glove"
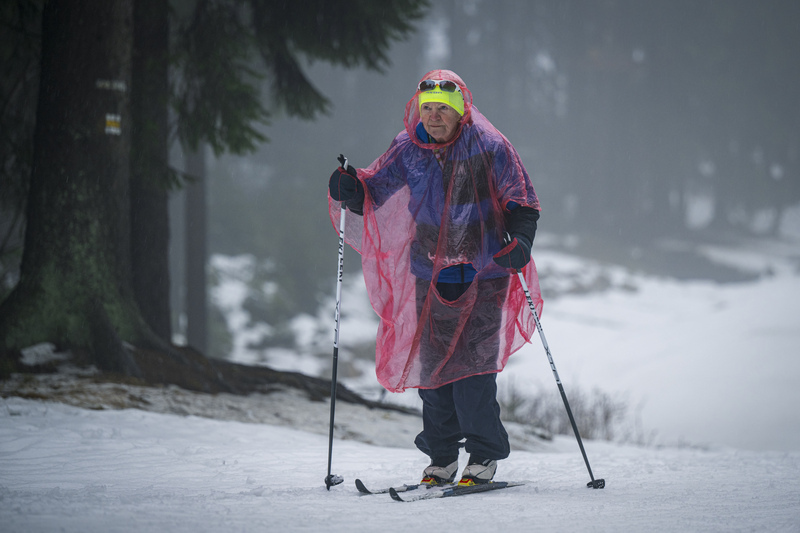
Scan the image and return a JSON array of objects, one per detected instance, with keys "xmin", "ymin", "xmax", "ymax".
[
  {"xmin": 493, "ymin": 233, "xmax": 532, "ymax": 269},
  {"xmin": 493, "ymin": 206, "xmax": 539, "ymax": 269},
  {"xmin": 329, "ymin": 164, "xmax": 363, "ymax": 202}
]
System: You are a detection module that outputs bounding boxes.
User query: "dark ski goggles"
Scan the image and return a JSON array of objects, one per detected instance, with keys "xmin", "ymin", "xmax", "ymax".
[{"xmin": 418, "ymin": 79, "xmax": 462, "ymax": 95}]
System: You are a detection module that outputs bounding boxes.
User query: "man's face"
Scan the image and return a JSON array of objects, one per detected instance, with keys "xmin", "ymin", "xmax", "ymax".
[{"xmin": 420, "ymin": 102, "xmax": 461, "ymax": 143}]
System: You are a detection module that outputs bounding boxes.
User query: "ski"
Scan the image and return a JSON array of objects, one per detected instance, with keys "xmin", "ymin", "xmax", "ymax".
[
  {"xmin": 389, "ymin": 481, "xmax": 524, "ymax": 502},
  {"xmin": 355, "ymin": 478, "xmax": 454, "ymax": 495}
]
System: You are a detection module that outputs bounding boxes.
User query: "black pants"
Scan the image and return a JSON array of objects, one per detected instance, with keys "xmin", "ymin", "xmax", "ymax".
[
  {"xmin": 415, "ymin": 373, "xmax": 510, "ymax": 461},
  {"xmin": 414, "ymin": 278, "xmax": 510, "ymax": 461}
]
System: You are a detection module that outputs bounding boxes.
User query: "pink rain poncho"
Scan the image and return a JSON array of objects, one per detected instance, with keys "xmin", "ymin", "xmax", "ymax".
[{"xmin": 328, "ymin": 69, "xmax": 542, "ymax": 392}]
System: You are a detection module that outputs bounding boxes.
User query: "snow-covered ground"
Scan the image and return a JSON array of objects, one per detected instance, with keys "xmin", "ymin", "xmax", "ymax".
[
  {"xmin": 215, "ymin": 228, "xmax": 800, "ymax": 453},
  {"xmin": 2, "ymin": 396, "xmax": 799, "ymax": 533},
  {"xmin": 3, "ymin": 210, "xmax": 800, "ymax": 531},
  {"xmin": 503, "ymin": 237, "xmax": 800, "ymax": 452}
]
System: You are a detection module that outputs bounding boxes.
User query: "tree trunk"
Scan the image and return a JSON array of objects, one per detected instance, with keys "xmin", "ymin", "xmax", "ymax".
[
  {"xmin": 0, "ymin": 0, "xmax": 142, "ymax": 374},
  {"xmin": 130, "ymin": 0, "xmax": 172, "ymax": 342},
  {"xmin": 185, "ymin": 145, "xmax": 208, "ymax": 354}
]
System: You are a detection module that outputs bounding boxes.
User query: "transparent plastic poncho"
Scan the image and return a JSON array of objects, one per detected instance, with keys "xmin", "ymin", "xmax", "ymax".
[{"xmin": 329, "ymin": 70, "xmax": 542, "ymax": 392}]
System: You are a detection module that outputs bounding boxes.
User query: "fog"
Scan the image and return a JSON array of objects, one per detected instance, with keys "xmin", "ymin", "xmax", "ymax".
[{"xmin": 167, "ymin": 0, "xmax": 799, "ymax": 404}]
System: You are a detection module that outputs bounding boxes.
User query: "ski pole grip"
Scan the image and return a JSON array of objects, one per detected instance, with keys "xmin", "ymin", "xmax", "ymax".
[{"xmin": 336, "ymin": 154, "xmax": 351, "ymax": 211}]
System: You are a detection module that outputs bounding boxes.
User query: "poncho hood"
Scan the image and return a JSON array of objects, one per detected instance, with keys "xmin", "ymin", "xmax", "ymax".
[
  {"xmin": 329, "ymin": 70, "xmax": 542, "ymax": 392},
  {"xmin": 404, "ymin": 69, "xmax": 474, "ymax": 149}
]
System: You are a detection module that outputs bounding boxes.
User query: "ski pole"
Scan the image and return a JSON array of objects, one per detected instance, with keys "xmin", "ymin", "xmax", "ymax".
[
  {"xmin": 505, "ymin": 233, "xmax": 605, "ymax": 489},
  {"xmin": 325, "ymin": 154, "xmax": 349, "ymax": 490}
]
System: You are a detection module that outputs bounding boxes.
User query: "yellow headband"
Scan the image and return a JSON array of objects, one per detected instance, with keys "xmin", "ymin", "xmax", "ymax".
[{"xmin": 418, "ymin": 87, "xmax": 464, "ymax": 116}]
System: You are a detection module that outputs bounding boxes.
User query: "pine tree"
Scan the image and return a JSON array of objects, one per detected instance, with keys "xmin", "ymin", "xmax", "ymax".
[{"xmin": 0, "ymin": 0, "xmax": 428, "ymax": 390}]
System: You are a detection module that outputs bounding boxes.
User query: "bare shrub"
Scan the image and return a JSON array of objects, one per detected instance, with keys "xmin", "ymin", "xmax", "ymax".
[{"xmin": 500, "ymin": 382, "xmax": 655, "ymax": 446}]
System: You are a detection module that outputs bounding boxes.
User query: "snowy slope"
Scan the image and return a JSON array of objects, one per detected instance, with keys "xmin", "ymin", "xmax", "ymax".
[
  {"xmin": 2, "ymin": 397, "xmax": 799, "ymax": 533},
  {"xmin": 501, "ymin": 246, "xmax": 800, "ymax": 452},
  {"xmin": 217, "ymin": 230, "xmax": 800, "ymax": 452},
  {"xmin": 3, "ymin": 212, "xmax": 800, "ymax": 531}
]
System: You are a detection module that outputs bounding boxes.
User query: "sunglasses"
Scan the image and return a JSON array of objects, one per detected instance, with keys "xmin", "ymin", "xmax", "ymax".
[{"xmin": 418, "ymin": 79, "xmax": 462, "ymax": 95}]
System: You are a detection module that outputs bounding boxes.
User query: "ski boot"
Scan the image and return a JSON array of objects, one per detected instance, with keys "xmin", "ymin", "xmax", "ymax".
[
  {"xmin": 421, "ymin": 456, "xmax": 459, "ymax": 486},
  {"xmin": 458, "ymin": 456, "xmax": 497, "ymax": 486}
]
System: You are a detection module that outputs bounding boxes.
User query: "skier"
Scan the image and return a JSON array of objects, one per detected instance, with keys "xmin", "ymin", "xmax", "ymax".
[{"xmin": 328, "ymin": 69, "xmax": 542, "ymax": 486}]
